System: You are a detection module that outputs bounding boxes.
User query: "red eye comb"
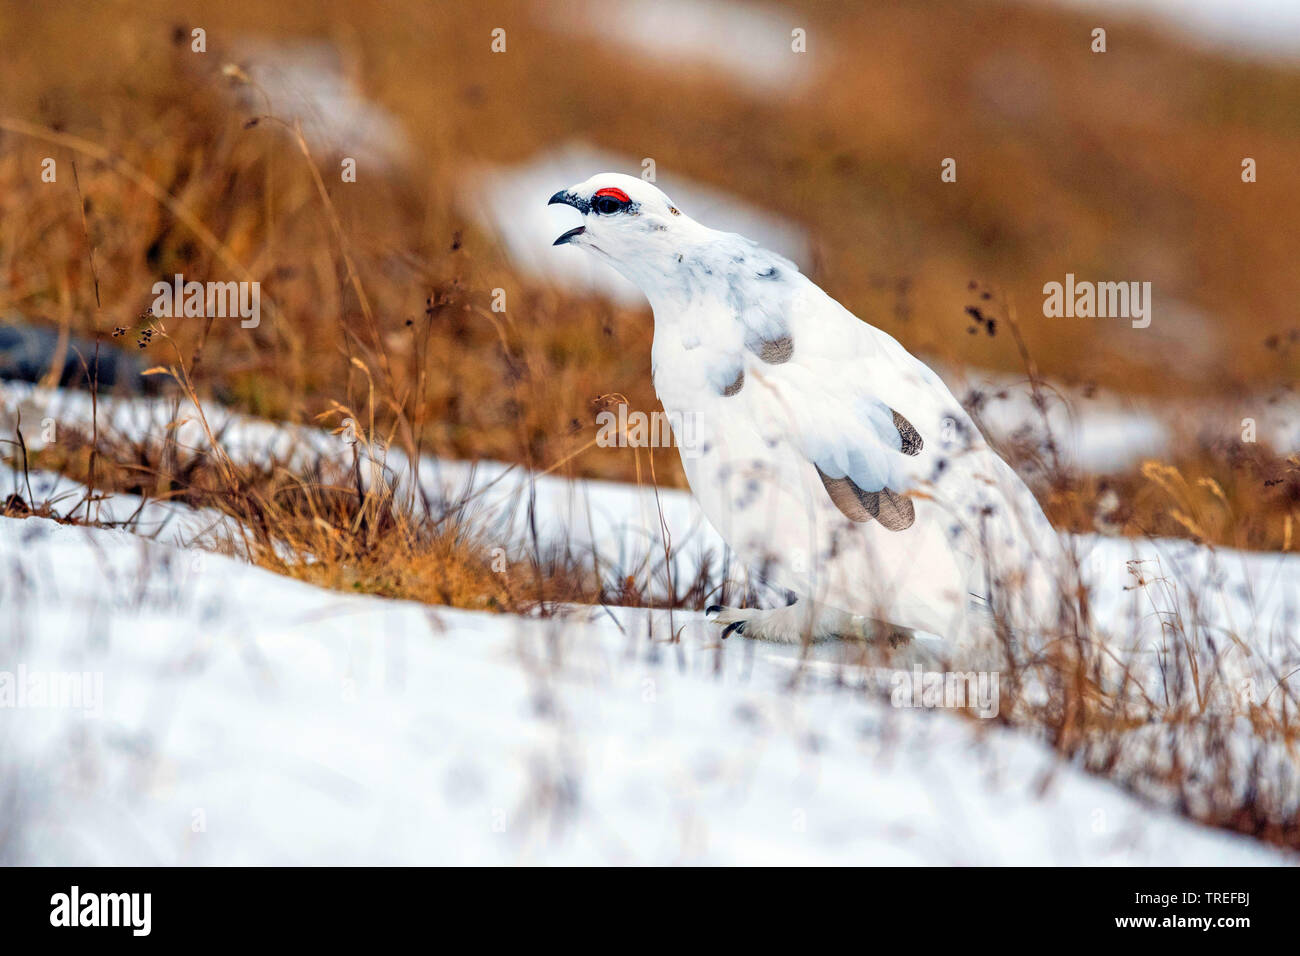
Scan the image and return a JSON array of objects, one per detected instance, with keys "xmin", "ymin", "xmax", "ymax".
[{"xmin": 593, "ymin": 187, "xmax": 631, "ymax": 203}]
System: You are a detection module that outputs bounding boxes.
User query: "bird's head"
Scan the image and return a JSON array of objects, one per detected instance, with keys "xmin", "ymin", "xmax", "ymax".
[{"xmin": 549, "ymin": 173, "xmax": 705, "ymax": 289}]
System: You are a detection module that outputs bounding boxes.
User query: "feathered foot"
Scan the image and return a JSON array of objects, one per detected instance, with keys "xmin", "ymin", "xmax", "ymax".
[{"xmin": 705, "ymin": 600, "xmax": 902, "ymax": 644}]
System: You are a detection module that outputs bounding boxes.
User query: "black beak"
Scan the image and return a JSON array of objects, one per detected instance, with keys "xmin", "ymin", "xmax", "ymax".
[
  {"xmin": 553, "ymin": 225, "xmax": 585, "ymax": 246},
  {"xmin": 548, "ymin": 189, "xmax": 589, "ymax": 214},
  {"xmin": 549, "ymin": 190, "xmax": 589, "ymax": 246}
]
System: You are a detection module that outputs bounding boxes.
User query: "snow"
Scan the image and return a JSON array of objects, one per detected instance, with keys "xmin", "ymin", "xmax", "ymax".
[
  {"xmin": 3, "ymin": 384, "xmax": 1297, "ymax": 863},
  {"xmin": 944, "ymin": 366, "xmax": 1300, "ymax": 474},
  {"xmin": 0, "ymin": 464, "xmax": 239, "ymax": 551},
  {"xmin": 948, "ymin": 367, "xmax": 1173, "ymax": 474},
  {"xmin": 1040, "ymin": 0, "xmax": 1300, "ymax": 62},
  {"xmin": 0, "ymin": 515, "xmax": 1284, "ymax": 864},
  {"xmin": 0, "ymin": 380, "xmax": 341, "ymax": 469},
  {"xmin": 231, "ymin": 39, "xmax": 411, "ymax": 170},
  {"xmin": 535, "ymin": 0, "xmax": 817, "ymax": 95}
]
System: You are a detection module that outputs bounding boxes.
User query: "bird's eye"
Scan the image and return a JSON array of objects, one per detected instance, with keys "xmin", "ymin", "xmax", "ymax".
[{"xmin": 591, "ymin": 187, "xmax": 632, "ymax": 215}]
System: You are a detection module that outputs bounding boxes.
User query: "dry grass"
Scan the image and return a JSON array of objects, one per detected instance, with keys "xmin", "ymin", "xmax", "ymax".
[
  {"xmin": 5, "ymin": 405, "xmax": 729, "ymax": 616},
  {"xmin": 2, "ymin": 1, "xmax": 1299, "ymax": 454},
  {"xmin": 1042, "ymin": 447, "xmax": 1300, "ymax": 552}
]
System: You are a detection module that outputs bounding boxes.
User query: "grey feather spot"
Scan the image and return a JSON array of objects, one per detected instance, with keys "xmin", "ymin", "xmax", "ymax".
[
  {"xmin": 891, "ymin": 409, "xmax": 923, "ymax": 455},
  {"xmin": 866, "ymin": 488, "xmax": 916, "ymax": 530},
  {"xmin": 815, "ymin": 465, "xmax": 916, "ymax": 531},
  {"xmin": 748, "ymin": 334, "xmax": 792, "ymax": 365},
  {"xmin": 721, "ymin": 368, "xmax": 745, "ymax": 397},
  {"xmin": 759, "ymin": 334, "xmax": 793, "ymax": 364}
]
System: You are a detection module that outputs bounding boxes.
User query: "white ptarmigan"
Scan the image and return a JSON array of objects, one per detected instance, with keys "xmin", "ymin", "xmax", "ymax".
[{"xmin": 549, "ymin": 173, "xmax": 1067, "ymax": 646}]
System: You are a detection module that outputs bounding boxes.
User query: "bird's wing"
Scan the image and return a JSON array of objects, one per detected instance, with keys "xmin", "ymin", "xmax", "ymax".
[
  {"xmin": 736, "ymin": 278, "xmax": 958, "ymax": 533},
  {"xmin": 784, "ymin": 376, "xmax": 926, "ymax": 531},
  {"xmin": 810, "ymin": 406, "xmax": 923, "ymax": 531}
]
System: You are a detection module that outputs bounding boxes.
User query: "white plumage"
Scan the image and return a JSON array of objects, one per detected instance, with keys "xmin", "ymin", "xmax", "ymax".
[{"xmin": 550, "ymin": 173, "xmax": 1066, "ymax": 646}]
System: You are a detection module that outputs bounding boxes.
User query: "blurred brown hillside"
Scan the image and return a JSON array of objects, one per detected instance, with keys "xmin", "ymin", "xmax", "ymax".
[{"xmin": 1, "ymin": 0, "xmax": 1298, "ymax": 480}]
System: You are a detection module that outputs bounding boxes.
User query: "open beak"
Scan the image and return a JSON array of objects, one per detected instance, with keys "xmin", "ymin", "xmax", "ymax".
[{"xmin": 548, "ymin": 189, "xmax": 588, "ymax": 245}]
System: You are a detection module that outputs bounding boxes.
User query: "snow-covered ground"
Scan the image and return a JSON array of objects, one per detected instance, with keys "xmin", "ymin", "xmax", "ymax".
[
  {"xmin": 1, "ymin": 384, "xmax": 1297, "ymax": 863},
  {"xmin": 0, "ymin": 515, "xmax": 1285, "ymax": 865},
  {"xmin": 0, "ymin": 464, "xmax": 239, "ymax": 551}
]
